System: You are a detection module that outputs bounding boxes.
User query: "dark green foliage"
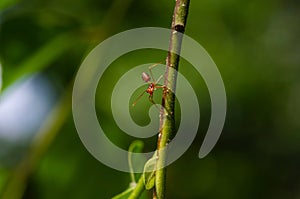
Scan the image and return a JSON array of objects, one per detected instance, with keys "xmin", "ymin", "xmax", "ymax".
[{"xmin": 0, "ymin": 0, "xmax": 300, "ymax": 199}]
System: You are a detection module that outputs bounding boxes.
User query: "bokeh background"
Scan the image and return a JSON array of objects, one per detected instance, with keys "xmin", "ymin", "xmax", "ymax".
[{"xmin": 0, "ymin": 0, "xmax": 300, "ymax": 198}]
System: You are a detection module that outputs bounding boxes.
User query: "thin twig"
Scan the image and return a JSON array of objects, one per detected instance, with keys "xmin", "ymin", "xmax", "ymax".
[
  {"xmin": 155, "ymin": 0, "xmax": 191, "ymax": 198},
  {"xmin": 128, "ymin": 177, "xmax": 145, "ymax": 199}
]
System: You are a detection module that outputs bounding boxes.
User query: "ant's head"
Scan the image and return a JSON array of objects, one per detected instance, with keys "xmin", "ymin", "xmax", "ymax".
[{"xmin": 142, "ymin": 72, "xmax": 151, "ymax": 83}]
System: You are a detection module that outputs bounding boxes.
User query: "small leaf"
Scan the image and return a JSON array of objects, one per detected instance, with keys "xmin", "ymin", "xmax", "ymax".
[
  {"xmin": 111, "ymin": 187, "xmax": 134, "ymax": 199},
  {"xmin": 143, "ymin": 153, "xmax": 157, "ymax": 190}
]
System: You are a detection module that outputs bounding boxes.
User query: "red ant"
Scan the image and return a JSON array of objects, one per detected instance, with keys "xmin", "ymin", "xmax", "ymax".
[{"xmin": 132, "ymin": 63, "xmax": 167, "ymax": 107}]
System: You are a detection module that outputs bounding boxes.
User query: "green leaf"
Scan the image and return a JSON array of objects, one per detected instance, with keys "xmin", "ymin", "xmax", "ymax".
[
  {"xmin": 4, "ymin": 33, "xmax": 75, "ymax": 89},
  {"xmin": 143, "ymin": 153, "xmax": 157, "ymax": 190},
  {"xmin": 0, "ymin": 0, "xmax": 21, "ymax": 11},
  {"xmin": 111, "ymin": 187, "xmax": 134, "ymax": 199}
]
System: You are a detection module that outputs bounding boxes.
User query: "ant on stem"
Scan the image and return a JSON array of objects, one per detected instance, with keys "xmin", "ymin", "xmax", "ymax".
[{"xmin": 132, "ymin": 63, "xmax": 167, "ymax": 108}]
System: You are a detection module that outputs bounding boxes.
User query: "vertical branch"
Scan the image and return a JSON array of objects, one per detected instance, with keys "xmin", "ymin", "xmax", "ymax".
[{"xmin": 155, "ymin": 0, "xmax": 191, "ymax": 199}]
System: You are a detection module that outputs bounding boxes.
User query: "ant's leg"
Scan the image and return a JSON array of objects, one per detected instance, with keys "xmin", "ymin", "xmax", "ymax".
[
  {"xmin": 155, "ymin": 75, "xmax": 163, "ymax": 84},
  {"xmin": 155, "ymin": 85, "xmax": 167, "ymax": 89},
  {"xmin": 148, "ymin": 94, "xmax": 160, "ymax": 110},
  {"xmin": 154, "ymin": 85, "xmax": 173, "ymax": 116},
  {"xmin": 132, "ymin": 91, "xmax": 146, "ymax": 106},
  {"xmin": 155, "ymin": 85, "xmax": 169, "ymax": 94},
  {"xmin": 148, "ymin": 62, "xmax": 162, "ymax": 82}
]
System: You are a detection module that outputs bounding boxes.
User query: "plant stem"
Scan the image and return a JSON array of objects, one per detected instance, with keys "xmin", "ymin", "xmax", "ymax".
[
  {"xmin": 128, "ymin": 176, "xmax": 145, "ymax": 199},
  {"xmin": 155, "ymin": 0, "xmax": 191, "ymax": 198}
]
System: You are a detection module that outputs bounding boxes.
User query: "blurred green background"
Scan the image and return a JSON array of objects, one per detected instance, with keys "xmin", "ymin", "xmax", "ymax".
[{"xmin": 0, "ymin": 0, "xmax": 299, "ymax": 198}]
